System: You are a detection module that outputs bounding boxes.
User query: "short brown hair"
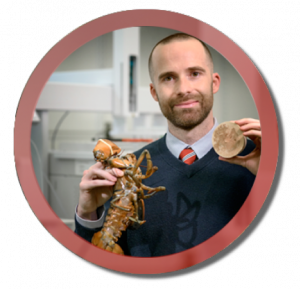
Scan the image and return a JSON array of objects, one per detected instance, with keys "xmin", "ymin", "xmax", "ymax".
[{"xmin": 148, "ymin": 33, "xmax": 213, "ymax": 81}]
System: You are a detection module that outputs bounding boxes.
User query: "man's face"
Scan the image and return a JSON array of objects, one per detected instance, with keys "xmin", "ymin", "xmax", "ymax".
[{"xmin": 150, "ymin": 38, "xmax": 220, "ymax": 130}]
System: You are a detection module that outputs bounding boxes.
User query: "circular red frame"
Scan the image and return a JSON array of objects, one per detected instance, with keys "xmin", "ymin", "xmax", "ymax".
[{"xmin": 14, "ymin": 10, "xmax": 278, "ymax": 274}]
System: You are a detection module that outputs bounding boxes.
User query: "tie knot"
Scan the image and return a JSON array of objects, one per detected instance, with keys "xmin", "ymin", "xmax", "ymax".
[{"xmin": 179, "ymin": 148, "xmax": 197, "ymax": 165}]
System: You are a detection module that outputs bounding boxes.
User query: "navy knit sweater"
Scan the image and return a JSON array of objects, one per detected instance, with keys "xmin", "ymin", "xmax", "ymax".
[{"xmin": 75, "ymin": 135, "xmax": 256, "ymax": 257}]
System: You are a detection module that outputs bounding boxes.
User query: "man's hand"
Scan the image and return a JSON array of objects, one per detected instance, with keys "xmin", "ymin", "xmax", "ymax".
[
  {"xmin": 219, "ymin": 118, "xmax": 261, "ymax": 175},
  {"xmin": 77, "ymin": 162, "xmax": 123, "ymax": 220}
]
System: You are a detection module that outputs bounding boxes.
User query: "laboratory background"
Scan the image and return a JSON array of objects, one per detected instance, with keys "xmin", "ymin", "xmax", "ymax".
[{"xmin": 30, "ymin": 26, "xmax": 259, "ymax": 231}]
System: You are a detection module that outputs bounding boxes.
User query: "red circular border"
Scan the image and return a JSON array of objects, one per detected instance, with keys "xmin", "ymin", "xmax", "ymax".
[{"xmin": 14, "ymin": 10, "xmax": 278, "ymax": 274}]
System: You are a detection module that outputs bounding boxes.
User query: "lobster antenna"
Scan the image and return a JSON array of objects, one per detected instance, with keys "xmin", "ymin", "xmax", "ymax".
[{"xmin": 99, "ymin": 139, "xmax": 113, "ymax": 155}]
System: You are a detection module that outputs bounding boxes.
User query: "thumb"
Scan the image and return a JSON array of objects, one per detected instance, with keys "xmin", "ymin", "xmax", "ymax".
[{"xmin": 218, "ymin": 156, "xmax": 246, "ymax": 168}]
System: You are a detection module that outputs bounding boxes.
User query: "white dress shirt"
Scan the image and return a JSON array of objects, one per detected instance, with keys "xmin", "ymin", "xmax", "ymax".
[
  {"xmin": 76, "ymin": 118, "xmax": 218, "ymax": 228},
  {"xmin": 166, "ymin": 118, "xmax": 218, "ymax": 159}
]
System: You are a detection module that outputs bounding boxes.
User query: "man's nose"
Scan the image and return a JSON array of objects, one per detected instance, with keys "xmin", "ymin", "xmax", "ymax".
[{"xmin": 176, "ymin": 77, "xmax": 192, "ymax": 95}]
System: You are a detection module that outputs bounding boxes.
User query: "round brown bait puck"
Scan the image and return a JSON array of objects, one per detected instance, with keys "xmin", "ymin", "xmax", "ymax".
[{"xmin": 212, "ymin": 121, "xmax": 246, "ymax": 158}]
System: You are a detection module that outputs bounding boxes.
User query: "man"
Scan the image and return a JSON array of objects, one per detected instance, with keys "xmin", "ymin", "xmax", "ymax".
[{"xmin": 75, "ymin": 33, "xmax": 261, "ymax": 256}]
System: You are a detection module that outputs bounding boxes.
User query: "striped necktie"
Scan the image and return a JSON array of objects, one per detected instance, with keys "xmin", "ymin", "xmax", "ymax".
[{"xmin": 179, "ymin": 148, "xmax": 197, "ymax": 165}]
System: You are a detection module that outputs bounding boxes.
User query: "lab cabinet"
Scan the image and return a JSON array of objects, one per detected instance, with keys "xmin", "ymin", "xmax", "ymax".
[{"xmin": 48, "ymin": 151, "xmax": 95, "ymax": 231}]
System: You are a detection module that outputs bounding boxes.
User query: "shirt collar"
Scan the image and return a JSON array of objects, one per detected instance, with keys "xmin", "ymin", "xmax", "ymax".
[{"xmin": 166, "ymin": 118, "xmax": 218, "ymax": 160}]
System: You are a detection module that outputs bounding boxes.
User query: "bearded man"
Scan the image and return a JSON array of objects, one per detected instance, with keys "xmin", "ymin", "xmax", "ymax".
[{"xmin": 75, "ymin": 33, "xmax": 261, "ymax": 256}]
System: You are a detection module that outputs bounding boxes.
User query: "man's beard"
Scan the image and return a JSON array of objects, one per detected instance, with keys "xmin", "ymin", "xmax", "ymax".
[{"xmin": 157, "ymin": 86, "xmax": 214, "ymax": 130}]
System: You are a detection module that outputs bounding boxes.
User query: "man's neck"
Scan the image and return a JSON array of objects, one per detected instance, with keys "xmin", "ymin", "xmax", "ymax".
[{"xmin": 167, "ymin": 113, "xmax": 214, "ymax": 145}]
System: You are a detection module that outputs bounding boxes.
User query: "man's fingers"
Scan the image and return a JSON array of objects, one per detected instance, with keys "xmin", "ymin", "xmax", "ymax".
[
  {"xmin": 90, "ymin": 170, "xmax": 117, "ymax": 182},
  {"xmin": 239, "ymin": 122, "xmax": 261, "ymax": 132},
  {"xmin": 79, "ymin": 158, "xmax": 125, "ymax": 198},
  {"xmin": 80, "ymin": 179, "xmax": 115, "ymax": 191},
  {"xmin": 80, "ymin": 163, "xmax": 124, "ymax": 191},
  {"xmin": 109, "ymin": 168, "xmax": 124, "ymax": 178},
  {"xmin": 83, "ymin": 165, "xmax": 120, "ymax": 182},
  {"xmin": 232, "ymin": 118, "xmax": 262, "ymax": 139},
  {"xmin": 234, "ymin": 118, "xmax": 260, "ymax": 125},
  {"xmin": 243, "ymin": 130, "xmax": 262, "ymax": 138},
  {"xmin": 90, "ymin": 179, "xmax": 116, "ymax": 188}
]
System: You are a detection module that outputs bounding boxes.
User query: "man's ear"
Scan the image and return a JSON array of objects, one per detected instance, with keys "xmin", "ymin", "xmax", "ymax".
[
  {"xmin": 150, "ymin": 83, "xmax": 159, "ymax": 102},
  {"xmin": 212, "ymin": 73, "xmax": 221, "ymax": 94}
]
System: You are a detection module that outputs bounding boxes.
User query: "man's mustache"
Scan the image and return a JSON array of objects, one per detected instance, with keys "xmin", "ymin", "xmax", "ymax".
[{"xmin": 169, "ymin": 93, "xmax": 204, "ymax": 107}]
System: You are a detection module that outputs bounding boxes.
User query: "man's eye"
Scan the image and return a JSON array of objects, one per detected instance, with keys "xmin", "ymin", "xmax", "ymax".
[
  {"xmin": 164, "ymin": 76, "xmax": 173, "ymax": 81},
  {"xmin": 192, "ymin": 72, "xmax": 200, "ymax": 77}
]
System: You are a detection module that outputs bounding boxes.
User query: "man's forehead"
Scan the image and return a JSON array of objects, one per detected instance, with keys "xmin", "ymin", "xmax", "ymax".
[{"xmin": 151, "ymin": 38, "xmax": 210, "ymax": 71}]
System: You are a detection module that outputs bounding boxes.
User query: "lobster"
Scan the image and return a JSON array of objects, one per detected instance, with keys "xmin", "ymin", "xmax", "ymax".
[{"xmin": 91, "ymin": 139, "xmax": 165, "ymax": 255}]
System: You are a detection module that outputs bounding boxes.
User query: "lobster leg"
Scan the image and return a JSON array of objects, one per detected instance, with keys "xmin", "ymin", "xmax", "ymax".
[
  {"xmin": 140, "ymin": 184, "xmax": 166, "ymax": 199},
  {"xmin": 141, "ymin": 166, "xmax": 158, "ymax": 179},
  {"xmin": 124, "ymin": 170, "xmax": 142, "ymax": 188},
  {"xmin": 111, "ymin": 203, "xmax": 131, "ymax": 212},
  {"xmin": 111, "ymin": 195, "xmax": 131, "ymax": 212},
  {"xmin": 132, "ymin": 150, "xmax": 155, "ymax": 179},
  {"xmin": 129, "ymin": 191, "xmax": 146, "ymax": 229}
]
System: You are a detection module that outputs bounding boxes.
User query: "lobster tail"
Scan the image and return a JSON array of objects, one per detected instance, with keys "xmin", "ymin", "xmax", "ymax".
[
  {"xmin": 92, "ymin": 231, "xmax": 124, "ymax": 255},
  {"xmin": 91, "ymin": 200, "xmax": 133, "ymax": 254}
]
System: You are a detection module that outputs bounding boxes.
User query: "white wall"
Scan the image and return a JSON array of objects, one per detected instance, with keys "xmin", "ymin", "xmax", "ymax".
[{"xmin": 56, "ymin": 32, "xmax": 113, "ymax": 70}]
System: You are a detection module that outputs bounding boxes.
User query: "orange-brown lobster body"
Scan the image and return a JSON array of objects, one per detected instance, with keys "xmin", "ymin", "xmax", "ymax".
[{"xmin": 91, "ymin": 139, "xmax": 165, "ymax": 255}]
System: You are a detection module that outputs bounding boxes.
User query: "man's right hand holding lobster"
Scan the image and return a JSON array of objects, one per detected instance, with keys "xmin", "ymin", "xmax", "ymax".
[
  {"xmin": 77, "ymin": 139, "xmax": 166, "ymax": 255},
  {"xmin": 77, "ymin": 162, "xmax": 124, "ymax": 221}
]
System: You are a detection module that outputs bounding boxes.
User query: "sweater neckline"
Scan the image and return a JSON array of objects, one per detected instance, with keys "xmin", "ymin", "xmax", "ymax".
[{"xmin": 157, "ymin": 135, "xmax": 218, "ymax": 178}]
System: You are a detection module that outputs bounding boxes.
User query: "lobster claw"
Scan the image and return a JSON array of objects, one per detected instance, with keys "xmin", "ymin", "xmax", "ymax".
[{"xmin": 128, "ymin": 199, "xmax": 145, "ymax": 230}]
